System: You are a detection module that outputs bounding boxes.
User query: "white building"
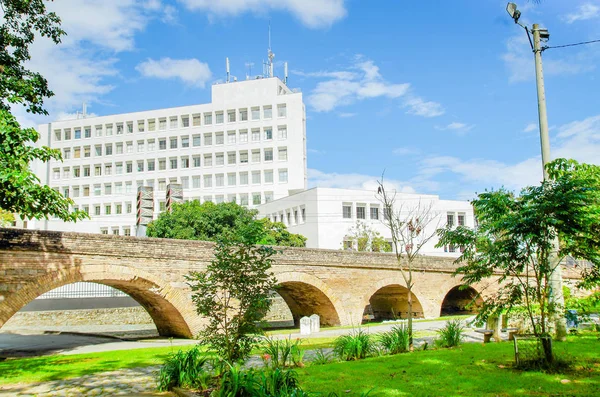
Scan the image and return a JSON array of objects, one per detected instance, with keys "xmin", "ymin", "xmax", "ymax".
[
  {"xmin": 31, "ymin": 77, "xmax": 307, "ymax": 235},
  {"xmin": 257, "ymin": 187, "xmax": 475, "ymax": 256}
]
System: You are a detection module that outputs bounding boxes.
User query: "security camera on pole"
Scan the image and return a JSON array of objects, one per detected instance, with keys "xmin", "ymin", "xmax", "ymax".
[{"xmin": 506, "ymin": 3, "xmax": 567, "ymax": 341}]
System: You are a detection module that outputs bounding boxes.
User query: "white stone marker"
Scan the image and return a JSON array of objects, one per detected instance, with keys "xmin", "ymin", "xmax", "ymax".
[
  {"xmin": 300, "ymin": 316, "xmax": 312, "ymax": 335},
  {"xmin": 309, "ymin": 314, "xmax": 320, "ymax": 333}
]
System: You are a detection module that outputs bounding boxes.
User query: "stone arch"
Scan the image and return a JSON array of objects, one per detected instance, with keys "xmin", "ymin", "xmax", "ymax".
[
  {"xmin": 0, "ymin": 264, "xmax": 196, "ymax": 338},
  {"xmin": 274, "ymin": 272, "xmax": 344, "ymax": 327},
  {"xmin": 440, "ymin": 285, "xmax": 483, "ymax": 316},
  {"xmin": 363, "ymin": 279, "xmax": 426, "ymax": 322}
]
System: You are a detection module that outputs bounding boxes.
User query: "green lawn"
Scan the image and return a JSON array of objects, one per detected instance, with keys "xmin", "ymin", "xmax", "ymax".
[{"xmin": 297, "ymin": 334, "xmax": 600, "ymax": 397}]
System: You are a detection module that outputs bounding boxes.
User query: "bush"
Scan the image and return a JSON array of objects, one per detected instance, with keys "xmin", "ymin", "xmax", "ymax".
[
  {"xmin": 333, "ymin": 329, "xmax": 375, "ymax": 361},
  {"xmin": 217, "ymin": 364, "xmax": 306, "ymax": 397},
  {"xmin": 311, "ymin": 349, "xmax": 334, "ymax": 365},
  {"xmin": 379, "ymin": 324, "xmax": 410, "ymax": 355},
  {"xmin": 157, "ymin": 345, "xmax": 210, "ymax": 391},
  {"xmin": 436, "ymin": 319, "xmax": 464, "ymax": 348},
  {"xmin": 261, "ymin": 337, "xmax": 304, "ymax": 369}
]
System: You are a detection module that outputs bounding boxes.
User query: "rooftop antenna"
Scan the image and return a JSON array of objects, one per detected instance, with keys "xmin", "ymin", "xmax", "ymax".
[
  {"xmin": 284, "ymin": 62, "xmax": 288, "ymax": 85},
  {"xmin": 245, "ymin": 62, "xmax": 254, "ymax": 80},
  {"xmin": 82, "ymin": 102, "xmax": 87, "ymax": 118},
  {"xmin": 226, "ymin": 57, "xmax": 230, "ymax": 83},
  {"xmin": 267, "ymin": 21, "xmax": 275, "ymax": 78}
]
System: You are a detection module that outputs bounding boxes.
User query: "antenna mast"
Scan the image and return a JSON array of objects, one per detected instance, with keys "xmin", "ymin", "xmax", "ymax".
[
  {"xmin": 267, "ymin": 21, "xmax": 275, "ymax": 78},
  {"xmin": 226, "ymin": 57, "xmax": 230, "ymax": 83}
]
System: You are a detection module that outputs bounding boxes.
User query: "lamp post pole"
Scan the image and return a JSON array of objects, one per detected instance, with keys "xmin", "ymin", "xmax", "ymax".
[{"xmin": 531, "ymin": 23, "xmax": 567, "ymax": 341}]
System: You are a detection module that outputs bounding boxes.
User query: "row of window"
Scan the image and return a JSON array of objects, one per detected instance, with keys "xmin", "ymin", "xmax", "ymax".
[
  {"xmin": 58, "ymin": 127, "xmax": 288, "ymax": 159},
  {"xmin": 266, "ymin": 206, "xmax": 307, "ymax": 227},
  {"xmin": 342, "ymin": 203, "xmax": 383, "ymax": 220},
  {"xmin": 53, "ymin": 148, "xmax": 289, "ymax": 180},
  {"xmin": 58, "ymin": 169, "xmax": 289, "ymax": 198},
  {"xmin": 446, "ymin": 212, "xmax": 466, "ymax": 227},
  {"xmin": 100, "ymin": 227, "xmax": 132, "ymax": 236},
  {"xmin": 53, "ymin": 105, "xmax": 288, "ymax": 142}
]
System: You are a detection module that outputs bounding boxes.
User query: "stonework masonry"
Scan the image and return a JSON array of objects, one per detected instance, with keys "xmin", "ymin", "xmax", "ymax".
[{"xmin": 0, "ymin": 228, "xmax": 584, "ymax": 338}]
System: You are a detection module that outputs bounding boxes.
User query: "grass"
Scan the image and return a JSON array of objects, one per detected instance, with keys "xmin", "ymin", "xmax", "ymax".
[{"xmin": 297, "ymin": 333, "xmax": 600, "ymax": 397}]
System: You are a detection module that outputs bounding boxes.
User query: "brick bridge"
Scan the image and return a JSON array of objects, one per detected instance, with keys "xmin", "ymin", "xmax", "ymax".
[{"xmin": 0, "ymin": 229, "xmax": 582, "ymax": 338}]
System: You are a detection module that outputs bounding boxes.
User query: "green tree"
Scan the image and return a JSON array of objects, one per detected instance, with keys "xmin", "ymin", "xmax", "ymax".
[
  {"xmin": 0, "ymin": 209, "xmax": 15, "ymax": 227},
  {"xmin": 343, "ymin": 220, "xmax": 391, "ymax": 252},
  {"xmin": 147, "ymin": 201, "xmax": 306, "ymax": 246},
  {"xmin": 437, "ymin": 159, "xmax": 600, "ymax": 363},
  {"xmin": 0, "ymin": 0, "xmax": 85, "ymax": 222},
  {"xmin": 258, "ymin": 219, "xmax": 307, "ymax": 247},
  {"xmin": 186, "ymin": 241, "xmax": 278, "ymax": 363}
]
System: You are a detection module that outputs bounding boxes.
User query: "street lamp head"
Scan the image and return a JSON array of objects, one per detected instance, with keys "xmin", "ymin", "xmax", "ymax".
[{"xmin": 506, "ymin": 2, "xmax": 521, "ymax": 23}]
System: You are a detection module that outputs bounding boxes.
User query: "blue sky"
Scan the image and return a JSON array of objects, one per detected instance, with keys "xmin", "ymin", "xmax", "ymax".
[{"xmin": 20, "ymin": 0, "xmax": 600, "ymax": 201}]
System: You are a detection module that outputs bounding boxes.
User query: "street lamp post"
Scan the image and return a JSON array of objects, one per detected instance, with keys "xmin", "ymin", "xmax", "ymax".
[{"xmin": 506, "ymin": 3, "xmax": 567, "ymax": 341}]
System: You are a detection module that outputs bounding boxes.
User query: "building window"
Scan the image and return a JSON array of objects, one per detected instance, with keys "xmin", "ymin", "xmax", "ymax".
[
  {"xmin": 95, "ymin": 145, "xmax": 102, "ymax": 156},
  {"xmin": 123, "ymin": 227, "xmax": 130, "ymax": 236},
  {"xmin": 74, "ymin": 147, "xmax": 81, "ymax": 158},
  {"xmin": 147, "ymin": 140, "xmax": 155, "ymax": 151},
  {"xmin": 181, "ymin": 176, "xmax": 189, "ymax": 189},
  {"xmin": 252, "ymin": 150, "xmax": 260, "ymax": 163},
  {"xmin": 215, "ymin": 153, "xmax": 224, "ymax": 166},
  {"xmin": 264, "ymin": 149, "xmax": 273, "ymax": 162},
  {"xmin": 264, "ymin": 127, "xmax": 273, "ymax": 140},
  {"xmin": 105, "ymin": 184, "xmax": 112, "ymax": 195},
  {"xmin": 278, "ymin": 126, "xmax": 287, "ymax": 139},
  {"xmin": 265, "ymin": 192, "xmax": 274, "ymax": 203},
  {"xmin": 148, "ymin": 119, "xmax": 156, "ymax": 131},
  {"xmin": 277, "ymin": 104, "xmax": 287, "ymax": 117},
  {"xmin": 343, "ymin": 204, "xmax": 352, "ymax": 219},
  {"xmin": 137, "ymin": 160, "xmax": 144, "ymax": 172},
  {"xmin": 204, "ymin": 113, "xmax": 212, "ymax": 125},
  {"xmin": 137, "ymin": 141, "xmax": 144, "ymax": 152},
  {"xmin": 159, "ymin": 118, "xmax": 167, "ymax": 130},
  {"xmin": 125, "ymin": 182, "xmax": 133, "ymax": 193},
  {"xmin": 192, "ymin": 135, "xmax": 201, "ymax": 147},
  {"xmin": 264, "ymin": 106, "xmax": 272, "ymax": 119},
  {"xmin": 253, "ymin": 193, "xmax": 262, "ymax": 205},
  {"xmin": 115, "ymin": 183, "xmax": 122, "ymax": 194},
  {"xmin": 240, "ymin": 194, "xmax": 249, "ymax": 206},
  {"xmin": 106, "ymin": 124, "xmax": 114, "ymax": 136},
  {"xmin": 170, "ymin": 116, "xmax": 178, "ymax": 129},
  {"xmin": 204, "ymin": 154, "xmax": 213, "ymax": 166},
  {"xmin": 116, "ymin": 163, "xmax": 123, "ymax": 174},
  {"xmin": 104, "ymin": 204, "xmax": 112, "ymax": 215},
  {"xmin": 264, "ymin": 170, "xmax": 273, "ymax": 183},
  {"xmin": 458, "ymin": 213, "xmax": 466, "ymax": 226},
  {"xmin": 105, "ymin": 164, "xmax": 112, "ymax": 175},
  {"xmin": 83, "ymin": 166, "xmax": 91, "ymax": 177},
  {"xmin": 227, "ymin": 152, "xmax": 236, "ymax": 165},
  {"xmin": 252, "ymin": 171, "xmax": 261, "ymax": 184},
  {"xmin": 215, "ymin": 132, "xmax": 224, "ymax": 145},
  {"xmin": 158, "ymin": 180, "xmax": 166, "ymax": 191},
  {"xmin": 63, "ymin": 168, "xmax": 70, "ymax": 179},
  {"xmin": 127, "ymin": 122, "xmax": 133, "ymax": 133},
  {"xmin": 126, "ymin": 142, "xmax": 133, "ymax": 153},
  {"xmin": 278, "ymin": 169, "xmax": 288, "ymax": 183},
  {"xmin": 301, "ymin": 207, "xmax": 306, "ymax": 223},
  {"xmin": 251, "ymin": 129, "xmax": 260, "ymax": 142},
  {"xmin": 126, "ymin": 162, "xmax": 133, "ymax": 173},
  {"xmin": 181, "ymin": 136, "xmax": 189, "ymax": 148},
  {"xmin": 193, "ymin": 156, "xmax": 201, "ymax": 167},
  {"xmin": 73, "ymin": 167, "xmax": 81, "ymax": 178},
  {"xmin": 170, "ymin": 158, "xmax": 178, "ymax": 169},
  {"xmin": 356, "ymin": 206, "xmax": 366, "ymax": 219},
  {"xmin": 227, "ymin": 131, "xmax": 236, "ymax": 144},
  {"xmin": 112, "ymin": 228, "xmax": 119, "ymax": 235},
  {"xmin": 187, "ymin": 114, "xmax": 195, "ymax": 127},
  {"xmin": 204, "ymin": 133, "xmax": 213, "ymax": 146},
  {"xmin": 215, "ymin": 173, "xmax": 224, "ymax": 187},
  {"xmin": 84, "ymin": 127, "xmax": 91, "ymax": 138},
  {"xmin": 74, "ymin": 128, "xmax": 81, "ymax": 139},
  {"xmin": 240, "ymin": 151, "xmax": 248, "ymax": 164},
  {"xmin": 370, "ymin": 207, "xmax": 379, "ymax": 220},
  {"xmin": 53, "ymin": 168, "xmax": 60, "ymax": 180},
  {"xmin": 63, "ymin": 148, "xmax": 71, "ymax": 159},
  {"xmin": 215, "ymin": 112, "xmax": 224, "ymax": 124},
  {"xmin": 251, "ymin": 107, "xmax": 260, "ymax": 120},
  {"xmin": 170, "ymin": 137, "xmax": 178, "ymax": 149},
  {"xmin": 94, "ymin": 165, "xmax": 102, "ymax": 176},
  {"xmin": 159, "ymin": 139, "xmax": 167, "ymax": 150},
  {"xmin": 83, "ymin": 146, "xmax": 90, "ymax": 158},
  {"xmin": 239, "ymin": 130, "xmax": 248, "ymax": 143},
  {"xmin": 239, "ymin": 172, "xmax": 248, "ymax": 185},
  {"xmin": 204, "ymin": 175, "xmax": 212, "ymax": 187},
  {"xmin": 126, "ymin": 202, "xmax": 133, "ymax": 213},
  {"xmin": 447, "ymin": 213, "xmax": 455, "ymax": 228},
  {"xmin": 181, "ymin": 157, "xmax": 190, "ymax": 168},
  {"xmin": 137, "ymin": 120, "xmax": 145, "ymax": 132},
  {"xmin": 192, "ymin": 176, "xmax": 201, "ymax": 188},
  {"xmin": 227, "ymin": 110, "xmax": 236, "ymax": 123},
  {"xmin": 227, "ymin": 173, "xmax": 236, "ymax": 186},
  {"xmin": 158, "ymin": 159, "xmax": 166, "ymax": 171},
  {"xmin": 116, "ymin": 143, "xmax": 123, "ymax": 154},
  {"xmin": 278, "ymin": 147, "xmax": 287, "ymax": 161}
]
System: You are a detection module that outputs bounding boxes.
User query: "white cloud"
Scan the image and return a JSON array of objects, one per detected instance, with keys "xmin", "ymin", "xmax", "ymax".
[
  {"xmin": 402, "ymin": 97, "xmax": 445, "ymax": 118},
  {"xmin": 523, "ymin": 123, "xmax": 538, "ymax": 133},
  {"xmin": 417, "ymin": 114, "xmax": 600, "ymax": 192},
  {"xmin": 305, "ymin": 57, "xmax": 410, "ymax": 112},
  {"xmin": 136, "ymin": 58, "xmax": 212, "ymax": 87},
  {"xmin": 338, "ymin": 112, "xmax": 356, "ymax": 118},
  {"xmin": 308, "ymin": 168, "xmax": 416, "ymax": 193},
  {"xmin": 502, "ymin": 34, "xmax": 595, "ymax": 82},
  {"xmin": 178, "ymin": 0, "xmax": 347, "ymax": 28},
  {"xmin": 435, "ymin": 122, "xmax": 474, "ymax": 135},
  {"xmin": 564, "ymin": 3, "xmax": 600, "ymax": 23},
  {"xmin": 56, "ymin": 111, "xmax": 98, "ymax": 121}
]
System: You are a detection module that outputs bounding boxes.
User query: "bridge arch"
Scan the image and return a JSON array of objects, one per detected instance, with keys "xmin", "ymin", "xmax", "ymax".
[
  {"xmin": 363, "ymin": 279, "xmax": 426, "ymax": 321},
  {"xmin": 440, "ymin": 285, "xmax": 483, "ymax": 316},
  {"xmin": 0, "ymin": 264, "xmax": 197, "ymax": 338},
  {"xmin": 274, "ymin": 272, "xmax": 344, "ymax": 326}
]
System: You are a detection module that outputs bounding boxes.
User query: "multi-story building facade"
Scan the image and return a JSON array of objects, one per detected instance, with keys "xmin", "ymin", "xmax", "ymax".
[
  {"xmin": 32, "ymin": 77, "xmax": 307, "ymax": 235},
  {"xmin": 257, "ymin": 187, "xmax": 475, "ymax": 256}
]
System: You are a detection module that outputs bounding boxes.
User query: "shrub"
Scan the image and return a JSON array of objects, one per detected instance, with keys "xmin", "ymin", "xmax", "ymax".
[
  {"xmin": 261, "ymin": 337, "xmax": 304, "ymax": 369},
  {"xmin": 333, "ymin": 329, "xmax": 375, "ymax": 361},
  {"xmin": 379, "ymin": 324, "xmax": 410, "ymax": 355},
  {"xmin": 436, "ymin": 319, "xmax": 465, "ymax": 348},
  {"xmin": 157, "ymin": 345, "xmax": 210, "ymax": 391},
  {"xmin": 311, "ymin": 349, "xmax": 333, "ymax": 365},
  {"xmin": 217, "ymin": 364, "xmax": 306, "ymax": 397}
]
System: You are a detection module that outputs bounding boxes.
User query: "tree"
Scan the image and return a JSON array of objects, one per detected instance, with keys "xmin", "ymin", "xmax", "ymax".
[
  {"xmin": 186, "ymin": 241, "xmax": 278, "ymax": 363},
  {"xmin": 436, "ymin": 159, "xmax": 600, "ymax": 363},
  {"xmin": 258, "ymin": 219, "xmax": 307, "ymax": 247},
  {"xmin": 377, "ymin": 181, "xmax": 440, "ymax": 349},
  {"xmin": 0, "ymin": 209, "xmax": 14, "ymax": 227},
  {"xmin": 343, "ymin": 220, "xmax": 391, "ymax": 252},
  {"xmin": 147, "ymin": 201, "xmax": 306, "ymax": 247},
  {"xmin": 0, "ymin": 0, "xmax": 85, "ymax": 222}
]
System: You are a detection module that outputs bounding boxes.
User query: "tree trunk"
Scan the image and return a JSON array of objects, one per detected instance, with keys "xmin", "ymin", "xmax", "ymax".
[
  {"xmin": 408, "ymin": 289, "xmax": 413, "ymax": 350},
  {"xmin": 541, "ymin": 336, "xmax": 553, "ymax": 364}
]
